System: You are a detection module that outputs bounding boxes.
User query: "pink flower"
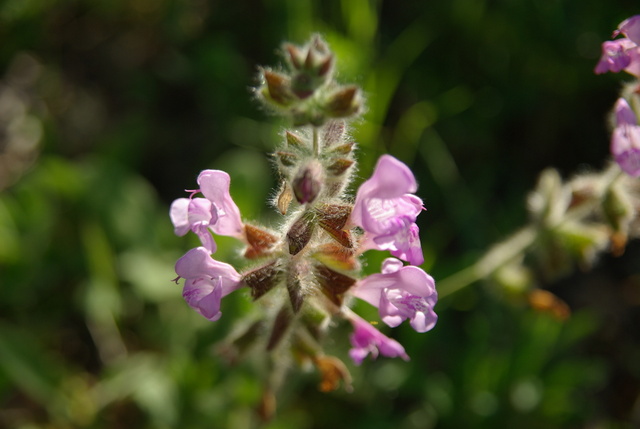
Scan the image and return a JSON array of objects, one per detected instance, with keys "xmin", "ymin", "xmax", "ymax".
[
  {"xmin": 595, "ymin": 16, "xmax": 640, "ymax": 77},
  {"xmin": 170, "ymin": 170, "xmax": 243, "ymax": 253},
  {"xmin": 352, "ymin": 258, "xmax": 437, "ymax": 332},
  {"xmin": 175, "ymin": 246, "xmax": 243, "ymax": 321},
  {"xmin": 348, "ymin": 314, "xmax": 409, "ymax": 365},
  {"xmin": 612, "ymin": 98, "xmax": 640, "ymax": 177},
  {"xmin": 350, "ymin": 155, "xmax": 425, "ymax": 265},
  {"xmin": 594, "ymin": 39, "xmax": 635, "ymax": 75},
  {"xmin": 615, "ymin": 15, "xmax": 640, "ymax": 45}
]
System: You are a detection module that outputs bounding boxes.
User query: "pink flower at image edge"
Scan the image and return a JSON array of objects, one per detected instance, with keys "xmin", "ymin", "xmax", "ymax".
[{"xmin": 612, "ymin": 98, "xmax": 640, "ymax": 177}]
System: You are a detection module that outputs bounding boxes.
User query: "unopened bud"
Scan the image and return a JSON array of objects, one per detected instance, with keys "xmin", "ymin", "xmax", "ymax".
[
  {"xmin": 242, "ymin": 261, "xmax": 282, "ymax": 300},
  {"xmin": 316, "ymin": 204, "xmax": 353, "ymax": 248},
  {"xmin": 327, "ymin": 158, "xmax": 354, "ymax": 176},
  {"xmin": 287, "ymin": 210, "xmax": 316, "ymax": 255},
  {"xmin": 244, "ymin": 224, "xmax": 278, "ymax": 259},
  {"xmin": 276, "ymin": 151, "xmax": 298, "ymax": 167},
  {"xmin": 312, "ymin": 243, "xmax": 358, "ymax": 271},
  {"xmin": 304, "ymin": 47, "xmax": 316, "ymax": 71},
  {"xmin": 314, "ymin": 263, "xmax": 356, "ymax": 306},
  {"xmin": 286, "ymin": 130, "xmax": 306, "ymax": 148},
  {"xmin": 317, "ymin": 55, "xmax": 333, "ymax": 77},
  {"xmin": 330, "ymin": 142, "xmax": 355, "ymax": 156},
  {"xmin": 286, "ymin": 271, "xmax": 305, "ymax": 313},
  {"xmin": 262, "ymin": 70, "xmax": 294, "ymax": 106},
  {"xmin": 284, "ymin": 43, "xmax": 304, "ymax": 70},
  {"xmin": 292, "ymin": 161, "xmax": 324, "ymax": 204},
  {"xmin": 276, "ymin": 180, "xmax": 293, "ymax": 215},
  {"xmin": 291, "ymin": 74, "xmax": 315, "ymax": 99},
  {"xmin": 325, "ymin": 86, "xmax": 361, "ymax": 118}
]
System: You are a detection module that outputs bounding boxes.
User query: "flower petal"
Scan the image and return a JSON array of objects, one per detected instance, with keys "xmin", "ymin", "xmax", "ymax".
[
  {"xmin": 618, "ymin": 15, "xmax": 640, "ymax": 46},
  {"xmin": 169, "ymin": 198, "xmax": 191, "ymax": 236},
  {"xmin": 197, "ymin": 170, "xmax": 243, "ymax": 237}
]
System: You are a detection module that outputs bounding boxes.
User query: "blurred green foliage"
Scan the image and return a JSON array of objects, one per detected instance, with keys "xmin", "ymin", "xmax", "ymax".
[{"xmin": 1, "ymin": 0, "xmax": 640, "ymax": 428}]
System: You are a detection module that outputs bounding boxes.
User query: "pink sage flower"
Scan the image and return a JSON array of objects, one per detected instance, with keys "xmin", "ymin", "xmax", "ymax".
[
  {"xmin": 595, "ymin": 16, "xmax": 640, "ymax": 77},
  {"xmin": 170, "ymin": 170, "xmax": 243, "ymax": 253},
  {"xmin": 352, "ymin": 258, "xmax": 437, "ymax": 333},
  {"xmin": 348, "ymin": 314, "xmax": 409, "ymax": 365},
  {"xmin": 612, "ymin": 98, "xmax": 640, "ymax": 177},
  {"xmin": 175, "ymin": 246, "xmax": 243, "ymax": 321},
  {"xmin": 615, "ymin": 15, "xmax": 640, "ymax": 45},
  {"xmin": 594, "ymin": 39, "xmax": 636, "ymax": 75},
  {"xmin": 350, "ymin": 155, "xmax": 425, "ymax": 265}
]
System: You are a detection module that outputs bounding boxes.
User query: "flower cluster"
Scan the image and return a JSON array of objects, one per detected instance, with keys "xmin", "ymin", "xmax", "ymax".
[
  {"xmin": 169, "ymin": 37, "xmax": 437, "ymax": 393},
  {"xmin": 596, "ymin": 15, "xmax": 640, "ymax": 177},
  {"xmin": 595, "ymin": 16, "xmax": 640, "ymax": 77}
]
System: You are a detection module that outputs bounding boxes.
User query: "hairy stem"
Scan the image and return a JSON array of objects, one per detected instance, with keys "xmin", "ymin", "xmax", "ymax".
[
  {"xmin": 437, "ymin": 165, "xmax": 625, "ymax": 299},
  {"xmin": 312, "ymin": 126, "xmax": 319, "ymax": 157}
]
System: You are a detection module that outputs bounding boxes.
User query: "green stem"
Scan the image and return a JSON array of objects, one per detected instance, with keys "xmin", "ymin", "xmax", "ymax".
[
  {"xmin": 312, "ymin": 126, "xmax": 319, "ymax": 157},
  {"xmin": 437, "ymin": 226, "xmax": 537, "ymax": 299},
  {"xmin": 437, "ymin": 165, "xmax": 626, "ymax": 299}
]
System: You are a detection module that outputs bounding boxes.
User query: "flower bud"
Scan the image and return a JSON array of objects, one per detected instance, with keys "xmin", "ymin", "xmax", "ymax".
[
  {"xmin": 316, "ymin": 203, "xmax": 353, "ymax": 248},
  {"xmin": 243, "ymin": 224, "xmax": 278, "ymax": 259},
  {"xmin": 314, "ymin": 263, "xmax": 356, "ymax": 306},
  {"xmin": 262, "ymin": 70, "xmax": 294, "ymax": 107},
  {"xmin": 284, "ymin": 43, "xmax": 304, "ymax": 70},
  {"xmin": 242, "ymin": 261, "xmax": 282, "ymax": 299},
  {"xmin": 276, "ymin": 180, "xmax": 293, "ymax": 215},
  {"xmin": 285, "ymin": 130, "xmax": 306, "ymax": 148},
  {"xmin": 292, "ymin": 160, "xmax": 324, "ymax": 204},
  {"xmin": 325, "ymin": 86, "xmax": 361, "ymax": 118},
  {"xmin": 329, "ymin": 142, "xmax": 355, "ymax": 156},
  {"xmin": 327, "ymin": 158, "xmax": 354, "ymax": 176},
  {"xmin": 287, "ymin": 210, "xmax": 316, "ymax": 255},
  {"xmin": 286, "ymin": 270, "xmax": 305, "ymax": 313},
  {"xmin": 276, "ymin": 151, "xmax": 298, "ymax": 168}
]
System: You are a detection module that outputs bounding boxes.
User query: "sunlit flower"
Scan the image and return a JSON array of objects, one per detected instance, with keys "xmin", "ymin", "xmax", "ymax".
[
  {"xmin": 175, "ymin": 246, "xmax": 243, "ymax": 321},
  {"xmin": 350, "ymin": 155, "xmax": 425, "ymax": 265},
  {"xmin": 595, "ymin": 15, "xmax": 640, "ymax": 77},
  {"xmin": 352, "ymin": 258, "xmax": 437, "ymax": 332},
  {"xmin": 594, "ymin": 39, "xmax": 636, "ymax": 75},
  {"xmin": 612, "ymin": 98, "xmax": 640, "ymax": 177},
  {"xmin": 615, "ymin": 15, "xmax": 640, "ymax": 45},
  {"xmin": 170, "ymin": 169, "xmax": 243, "ymax": 252},
  {"xmin": 348, "ymin": 314, "xmax": 409, "ymax": 365}
]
